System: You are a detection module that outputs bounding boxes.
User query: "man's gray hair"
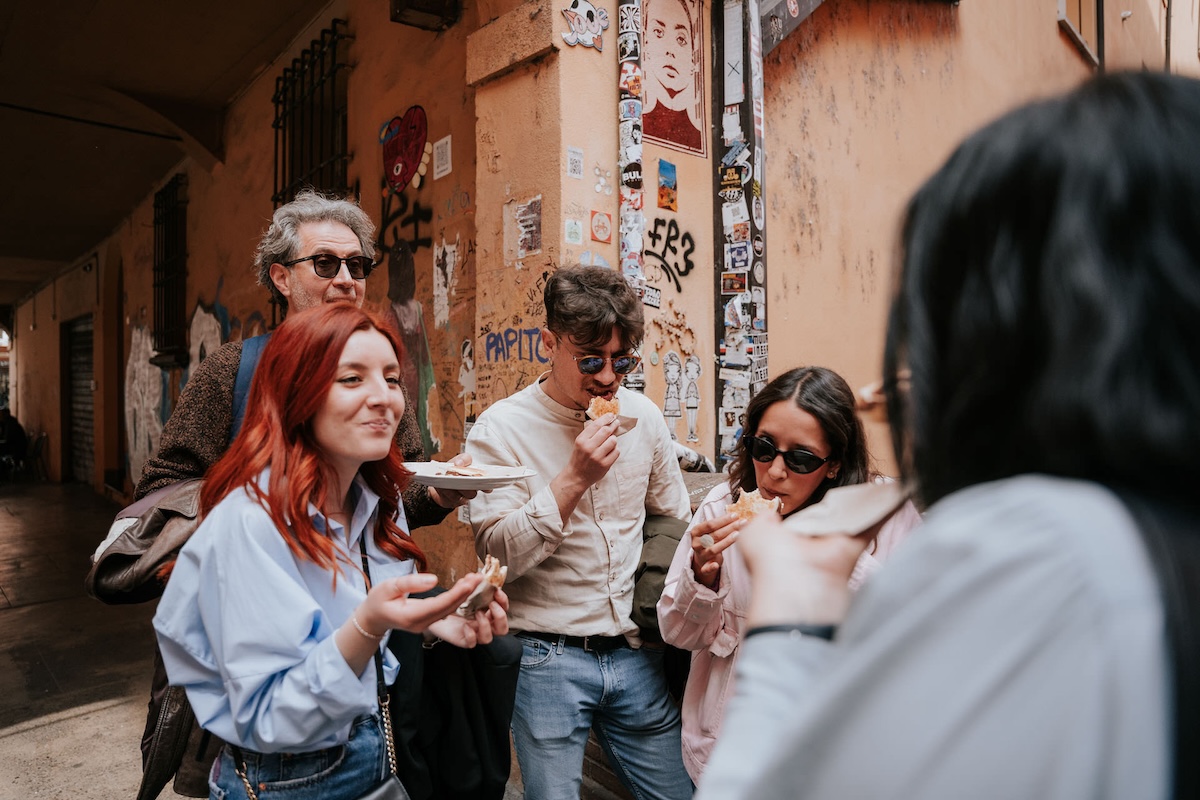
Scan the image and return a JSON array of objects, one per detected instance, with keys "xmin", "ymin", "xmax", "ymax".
[{"xmin": 254, "ymin": 189, "xmax": 377, "ymax": 312}]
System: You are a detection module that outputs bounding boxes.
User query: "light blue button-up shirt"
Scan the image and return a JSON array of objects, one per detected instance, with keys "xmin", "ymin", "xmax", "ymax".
[{"xmin": 153, "ymin": 472, "xmax": 415, "ymax": 753}]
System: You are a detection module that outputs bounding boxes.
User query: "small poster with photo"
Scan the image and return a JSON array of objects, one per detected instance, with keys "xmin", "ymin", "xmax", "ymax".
[
  {"xmin": 657, "ymin": 159, "xmax": 678, "ymax": 211},
  {"xmin": 721, "ymin": 270, "xmax": 749, "ymax": 295}
]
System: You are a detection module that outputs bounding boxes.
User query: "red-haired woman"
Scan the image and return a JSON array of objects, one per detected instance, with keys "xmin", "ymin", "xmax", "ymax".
[{"xmin": 153, "ymin": 303, "xmax": 508, "ymax": 800}]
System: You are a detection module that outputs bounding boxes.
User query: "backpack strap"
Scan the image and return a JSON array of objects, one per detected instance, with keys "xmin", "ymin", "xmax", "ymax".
[
  {"xmin": 230, "ymin": 334, "xmax": 270, "ymax": 444},
  {"xmin": 1118, "ymin": 490, "xmax": 1200, "ymax": 800}
]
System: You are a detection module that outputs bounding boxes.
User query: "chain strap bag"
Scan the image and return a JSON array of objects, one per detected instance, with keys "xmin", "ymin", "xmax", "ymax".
[{"xmin": 229, "ymin": 548, "xmax": 412, "ymax": 800}]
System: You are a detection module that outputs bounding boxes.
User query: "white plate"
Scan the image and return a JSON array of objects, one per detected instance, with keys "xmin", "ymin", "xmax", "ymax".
[
  {"xmin": 783, "ymin": 482, "xmax": 908, "ymax": 537},
  {"xmin": 405, "ymin": 462, "xmax": 537, "ymax": 490}
]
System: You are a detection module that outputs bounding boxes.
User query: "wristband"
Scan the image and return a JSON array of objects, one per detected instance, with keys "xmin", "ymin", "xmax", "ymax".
[{"xmin": 745, "ymin": 623, "xmax": 837, "ymax": 641}]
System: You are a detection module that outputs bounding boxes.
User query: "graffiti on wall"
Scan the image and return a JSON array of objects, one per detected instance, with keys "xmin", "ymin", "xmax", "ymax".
[
  {"xmin": 433, "ymin": 234, "xmax": 459, "ymax": 329},
  {"xmin": 644, "ymin": 216, "xmax": 696, "ymax": 292},
  {"xmin": 562, "ymin": 0, "xmax": 610, "ymax": 50},
  {"xmin": 379, "ymin": 174, "xmax": 440, "ymax": 456},
  {"xmin": 124, "ymin": 326, "xmax": 164, "ymax": 482}
]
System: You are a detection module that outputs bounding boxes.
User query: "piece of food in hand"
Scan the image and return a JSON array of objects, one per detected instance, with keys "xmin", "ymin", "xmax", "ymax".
[
  {"xmin": 725, "ymin": 488, "xmax": 782, "ymax": 521},
  {"xmin": 456, "ymin": 555, "xmax": 508, "ymax": 617},
  {"xmin": 586, "ymin": 395, "xmax": 620, "ymax": 420}
]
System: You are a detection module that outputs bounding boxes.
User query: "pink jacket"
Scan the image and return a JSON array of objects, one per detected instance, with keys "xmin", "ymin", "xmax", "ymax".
[{"xmin": 657, "ymin": 482, "xmax": 920, "ymax": 782}]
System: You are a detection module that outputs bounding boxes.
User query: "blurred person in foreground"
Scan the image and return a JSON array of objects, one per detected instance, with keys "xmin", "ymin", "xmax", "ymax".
[{"xmin": 697, "ymin": 71, "xmax": 1200, "ymax": 799}]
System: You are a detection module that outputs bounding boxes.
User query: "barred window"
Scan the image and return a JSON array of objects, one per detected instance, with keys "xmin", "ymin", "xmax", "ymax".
[
  {"xmin": 150, "ymin": 173, "xmax": 188, "ymax": 369},
  {"xmin": 272, "ymin": 19, "xmax": 352, "ymax": 206},
  {"xmin": 1059, "ymin": 0, "xmax": 1101, "ymax": 67}
]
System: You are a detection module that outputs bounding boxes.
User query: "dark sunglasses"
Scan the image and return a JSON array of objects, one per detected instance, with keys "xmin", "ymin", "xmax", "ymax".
[
  {"xmin": 570, "ymin": 353, "xmax": 642, "ymax": 376},
  {"xmin": 282, "ymin": 253, "xmax": 377, "ymax": 280},
  {"xmin": 743, "ymin": 435, "xmax": 830, "ymax": 475}
]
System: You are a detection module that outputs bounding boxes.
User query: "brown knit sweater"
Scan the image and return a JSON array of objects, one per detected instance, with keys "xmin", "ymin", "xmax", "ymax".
[{"xmin": 135, "ymin": 339, "xmax": 450, "ymax": 529}]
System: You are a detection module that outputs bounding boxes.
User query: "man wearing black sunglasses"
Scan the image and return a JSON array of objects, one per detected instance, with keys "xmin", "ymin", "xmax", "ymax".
[{"xmin": 466, "ymin": 265, "xmax": 694, "ymax": 799}]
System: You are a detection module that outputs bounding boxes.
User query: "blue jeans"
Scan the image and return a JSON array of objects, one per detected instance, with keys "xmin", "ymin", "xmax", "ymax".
[
  {"xmin": 512, "ymin": 635, "xmax": 693, "ymax": 800},
  {"xmin": 208, "ymin": 714, "xmax": 388, "ymax": 800}
]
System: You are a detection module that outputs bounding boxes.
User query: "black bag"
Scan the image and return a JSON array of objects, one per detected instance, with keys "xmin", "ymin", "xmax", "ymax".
[{"xmin": 387, "ymin": 589, "xmax": 521, "ymax": 800}]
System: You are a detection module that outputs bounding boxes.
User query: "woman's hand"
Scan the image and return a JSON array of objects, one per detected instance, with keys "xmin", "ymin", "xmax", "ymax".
[
  {"xmin": 337, "ymin": 572, "xmax": 482, "ymax": 673},
  {"xmin": 360, "ymin": 572, "xmax": 481, "ymax": 635},
  {"xmin": 426, "ymin": 587, "xmax": 511, "ymax": 648},
  {"xmin": 689, "ymin": 512, "xmax": 743, "ymax": 589}
]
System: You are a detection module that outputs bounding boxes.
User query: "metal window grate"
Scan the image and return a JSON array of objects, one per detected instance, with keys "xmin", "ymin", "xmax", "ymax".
[
  {"xmin": 151, "ymin": 174, "xmax": 188, "ymax": 367},
  {"xmin": 272, "ymin": 19, "xmax": 352, "ymax": 207}
]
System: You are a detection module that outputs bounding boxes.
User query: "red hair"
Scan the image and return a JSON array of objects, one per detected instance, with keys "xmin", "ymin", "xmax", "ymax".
[{"xmin": 201, "ymin": 303, "xmax": 425, "ymax": 574}]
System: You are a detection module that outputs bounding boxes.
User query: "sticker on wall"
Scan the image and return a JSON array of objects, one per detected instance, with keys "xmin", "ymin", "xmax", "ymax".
[
  {"xmin": 433, "ymin": 234, "xmax": 459, "ymax": 328},
  {"xmin": 567, "ymin": 146, "xmax": 585, "ymax": 179},
  {"xmin": 618, "ymin": 31, "xmax": 641, "ymax": 61},
  {"xmin": 619, "ymin": 62, "xmax": 643, "ymax": 97},
  {"xmin": 721, "ymin": 270, "xmax": 749, "ymax": 295},
  {"xmin": 503, "ymin": 195, "xmax": 544, "ymax": 261},
  {"xmin": 662, "ymin": 351, "xmax": 683, "ymax": 440},
  {"xmin": 642, "ymin": 0, "xmax": 706, "ymax": 156},
  {"xmin": 643, "ymin": 285, "xmax": 662, "ymax": 308},
  {"xmin": 657, "ymin": 159, "xmax": 677, "ymax": 211},
  {"xmin": 590, "ymin": 210, "xmax": 613, "ymax": 243},
  {"xmin": 684, "ymin": 354, "xmax": 701, "ymax": 442},
  {"xmin": 381, "ymin": 106, "xmax": 430, "ymax": 192},
  {"xmin": 579, "ymin": 250, "xmax": 612, "ymax": 268},
  {"xmin": 726, "ymin": 241, "xmax": 750, "ymax": 270},
  {"xmin": 562, "ymin": 0, "xmax": 609, "ymax": 50},
  {"xmin": 433, "ymin": 135, "xmax": 452, "ymax": 180},
  {"xmin": 565, "ymin": 218, "xmax": 584, "ymax": 245},
  {"xmin": 718, "ymin": 406, "xmax": 744, "ymax": 434},
  {"xmin": 594, "ymin": 165, "xmax": 614, "ymax": 195}
]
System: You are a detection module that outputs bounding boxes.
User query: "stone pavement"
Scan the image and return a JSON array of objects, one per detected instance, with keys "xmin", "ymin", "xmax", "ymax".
[
  {"xmin": 0, "ymin": 479, "xmax": 639, "ymax": 800},
  {"xmin": 0, "ymin": 480, "xmax": 158, "ymax": 799}
]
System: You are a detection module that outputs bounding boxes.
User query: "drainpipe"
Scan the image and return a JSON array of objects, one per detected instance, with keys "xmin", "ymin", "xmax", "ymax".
[{"xmin": 1164, "ymin": 0, "xmax": 1172, "ymax": 72}]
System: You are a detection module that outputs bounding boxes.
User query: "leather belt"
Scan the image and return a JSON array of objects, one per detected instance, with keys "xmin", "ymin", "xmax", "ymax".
[{"xmin": 521, "ymin": 631, "xmax": 629, "ymax": 652}]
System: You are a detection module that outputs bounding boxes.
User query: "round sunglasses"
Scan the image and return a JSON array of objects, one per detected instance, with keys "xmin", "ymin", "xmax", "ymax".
[
  {"xmin": 282, "ymin": 253, "xmax": 378, "ymax": 280},
  {"xmin": 568, "ymin": 353, "xmax": 642, "ymax": 376},
  {"xmin": 743, "ymin": 435, "xmax": 830, "ymax": 474}
]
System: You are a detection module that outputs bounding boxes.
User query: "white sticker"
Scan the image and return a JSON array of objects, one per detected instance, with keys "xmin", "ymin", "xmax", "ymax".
[{"xmin": 433, "ymin": 135, "xmax": 452, "ymax": 180}]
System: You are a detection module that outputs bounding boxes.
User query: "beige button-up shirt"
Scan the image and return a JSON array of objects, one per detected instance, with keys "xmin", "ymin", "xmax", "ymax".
[{"xmin": 466, "ymin": 376, "xmax": 690, "ymax": 637}]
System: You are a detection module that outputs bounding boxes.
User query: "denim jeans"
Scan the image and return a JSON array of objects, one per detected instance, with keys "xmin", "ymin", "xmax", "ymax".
[
  {"xmin": 208, "ymin": 714, "xmax": 387, "ymax": 800},
  {"xmin": 512, "ymin": 635, "xmax": 694, "ymax": 800}
]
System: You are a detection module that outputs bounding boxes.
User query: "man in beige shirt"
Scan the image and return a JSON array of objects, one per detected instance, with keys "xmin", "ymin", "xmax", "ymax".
[{"xmin": 467, "ymin": 265, "xmax": 693, "ymax": 799}]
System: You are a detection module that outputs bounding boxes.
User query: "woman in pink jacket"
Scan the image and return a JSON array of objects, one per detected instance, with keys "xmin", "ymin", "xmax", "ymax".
[{"xmin": 657, "ymin": 366, "xmax": 918, "ymax": 782}]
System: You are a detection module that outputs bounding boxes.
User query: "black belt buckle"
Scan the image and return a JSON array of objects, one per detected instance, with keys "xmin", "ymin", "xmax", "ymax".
[{"xmin": 581, "ymin": 634, "xmax": 625, "ymax": 652}]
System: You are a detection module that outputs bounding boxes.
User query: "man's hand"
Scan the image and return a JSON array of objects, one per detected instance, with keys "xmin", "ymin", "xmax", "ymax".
[
  {"xmin": 565, "ymin": 413, "xmax": 620, "ymax": 487},
  {"xmin": 550, "ymin": 413, "xmax": 620, "ymax": 524},
  {"xmin": 426, "ymin": 452, "xmax": 481, "ymax": 509}
]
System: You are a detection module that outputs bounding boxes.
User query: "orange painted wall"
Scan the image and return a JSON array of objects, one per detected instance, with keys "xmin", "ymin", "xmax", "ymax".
[{"xmin": 762, "ymin": 0, "xmax": 1100, "ymax": 475}]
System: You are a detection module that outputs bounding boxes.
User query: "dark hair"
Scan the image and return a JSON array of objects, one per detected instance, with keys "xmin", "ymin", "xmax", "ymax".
[
  {"xmin": 730, "ymin": 366, "xmax": 869, "ymax": 509},
  {"xmin": 884, "ymin": 71, "xmax": 1200, "ymax": 507},
  {"xmin": 544, "ymin": 265, "xmax": 645, "ymax": 349}
]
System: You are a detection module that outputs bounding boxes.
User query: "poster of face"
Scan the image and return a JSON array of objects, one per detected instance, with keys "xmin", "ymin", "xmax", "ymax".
[{"xmin": 642, "ymin": 0, "xmax": 706, "ymax": 156}]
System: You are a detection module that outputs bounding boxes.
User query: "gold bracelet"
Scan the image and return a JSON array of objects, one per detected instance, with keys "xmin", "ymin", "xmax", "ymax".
[{"xmin": 351, "ymin": 613, "xmax": 384, "ymax": 641}]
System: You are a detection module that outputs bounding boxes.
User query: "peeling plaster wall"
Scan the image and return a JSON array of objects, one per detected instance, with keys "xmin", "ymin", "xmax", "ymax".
[{"xmin": 763, "ymin": 0, "xmax": 1094, "ymax": 474}]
